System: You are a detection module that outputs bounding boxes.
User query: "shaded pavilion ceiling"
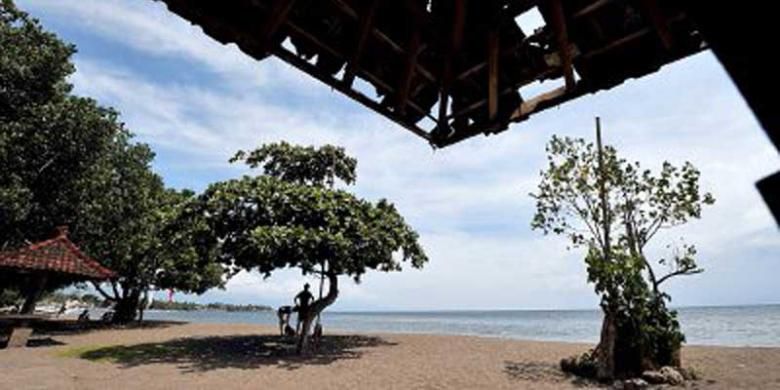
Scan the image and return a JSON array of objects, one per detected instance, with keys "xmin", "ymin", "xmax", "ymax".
[
  {"xmin": 156, "ymin": 0, "xmax": 706, "ymax": 148},
  {"xmin": 155, "ymin": 1, "xmax": 780, "ymax": 226}
]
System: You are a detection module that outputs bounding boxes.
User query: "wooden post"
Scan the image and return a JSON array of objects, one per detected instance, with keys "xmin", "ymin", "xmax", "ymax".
[
  {"xmin": 549, "ymin": 0, "xmax": 575, "ymax": 90},
  {"xmin": 595, "ymin": 116, "xmax": 615, "ymax": 380},
  {"xmin": 595, "ymin": 116, "xmax": 610, "ymax": 258}
]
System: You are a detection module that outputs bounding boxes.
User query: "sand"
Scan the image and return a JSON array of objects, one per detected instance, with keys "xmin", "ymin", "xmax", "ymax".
[{"xmin": 1, "ymin": 321, "xmax": 779, "ymax": 389}]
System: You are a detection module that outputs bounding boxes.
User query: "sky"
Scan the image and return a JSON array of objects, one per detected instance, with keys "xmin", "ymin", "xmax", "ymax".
[{"xmin": 15, "ymin": 0, "xmax": 780, "ymax": 311}]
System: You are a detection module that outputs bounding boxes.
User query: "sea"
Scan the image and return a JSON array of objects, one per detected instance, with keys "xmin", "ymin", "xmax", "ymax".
[{"xmin": 139, "ymin": 304, "xmax": 780, "ymax": 347}]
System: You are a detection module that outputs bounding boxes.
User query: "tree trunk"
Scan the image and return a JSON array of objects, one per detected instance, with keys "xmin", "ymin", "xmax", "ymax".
[
  {"xmin": 297, "ymin": 273, "xmax": 338, "ymax": 355},
  {"xmin": 595, "ymin": 312, "xmax": 617, "ymax": 380},
  {"xmin": 137, "ymin": 289, "xmax": 148, "ymax": 324},
  {"xmin": 20, "ymin": 274, "xmax": 48, "ymax": 314},
  {"xmin": 113, "ymin": 289, "xmax": 141, "ymax": 324}
]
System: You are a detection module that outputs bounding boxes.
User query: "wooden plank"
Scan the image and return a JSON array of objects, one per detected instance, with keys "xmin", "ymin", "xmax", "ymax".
[
  {"xmin": 259, "ymin": 0, "xmax": 296, "ymax": 53},
  {"xmin": 487, "ymin": 29, "xmax": 500, "ymax": 120},
  {"xmin": 639, "ymin": 0, "xmax": 674, "ymax": 49},
  {"xmin": 284, "ymin": 20, "xmax": 432, "ymax": 120},
  {"xmin": 512, "ymin": 85, "xmax": 569, "ymax": 119},
  {"xmin": 7, "ymin": 327, "xmax": 33, "ymax": 348},
  {"xmin": 273, "ymin": 47, "xmax": 430, "ymax": 140},
  {"xmin": 549, "ymin": 0, "xmax": 575, "ymax": 90},
  {"xmin": 342, "ymin": 0, "xmax": 381, "ymax": 87}
]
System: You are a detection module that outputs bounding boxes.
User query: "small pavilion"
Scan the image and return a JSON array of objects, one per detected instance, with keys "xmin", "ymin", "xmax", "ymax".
[
  {"xmin": 0, "ymin": 226, "xmax": 115, "ymax": 315},
  {"xmin": 0, "ymin": 226, "xmax": 114, "ymax": 348}
]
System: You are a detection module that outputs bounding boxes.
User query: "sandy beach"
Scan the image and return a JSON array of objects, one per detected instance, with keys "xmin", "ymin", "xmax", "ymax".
[{"xmin": 1, "ymin": 322, "xmax": 779, "ymax": 389}]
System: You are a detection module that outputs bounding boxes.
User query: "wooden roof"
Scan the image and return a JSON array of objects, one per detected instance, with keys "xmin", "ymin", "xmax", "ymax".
[
  {"xmin": 157, "ymin": 0, "xmax": 705, "ymax": 147},
  {"xmin": 0, "ymin": 227, "xmax": 115, "ymax": 280}
]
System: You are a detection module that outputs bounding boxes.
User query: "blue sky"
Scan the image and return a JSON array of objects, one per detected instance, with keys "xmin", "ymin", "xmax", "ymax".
[{"xmin": 17, "ymin": 0, "xmax": 780, "ymax": 311}]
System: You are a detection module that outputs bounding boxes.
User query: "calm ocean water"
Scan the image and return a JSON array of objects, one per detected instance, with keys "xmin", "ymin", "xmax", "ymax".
[{"xmin": 142, "ymin": 305, "xmax": 780, "ymax": 347}]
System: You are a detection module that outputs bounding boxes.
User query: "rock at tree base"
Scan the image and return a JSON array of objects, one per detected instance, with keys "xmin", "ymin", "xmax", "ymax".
[
  {"xmin": 641, "ymin": 370, "xmax": 666, "ymax": 384},
  {"xmin": 659, "ymin": 366, "xmax": 684, "ymax": 385},
  {"xmin": 620, "ymin": 378, "xmax": 649, "ymax": 390}
]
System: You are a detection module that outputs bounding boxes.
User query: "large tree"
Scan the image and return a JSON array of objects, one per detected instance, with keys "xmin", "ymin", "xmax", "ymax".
[
  {"xmin": 79, "ymin": 145, "xmax": 227, "ymax": 323},
  {"xmin": 0, "ymin": 1, "xmax": 226, "ymax": 320},
  {"xmin": 195, "ymin": 142, "xmax": 427, "ymax": 353},
  {"xmin": 531, "ymin": 134, "xmax": 714, "ymax": 379}
]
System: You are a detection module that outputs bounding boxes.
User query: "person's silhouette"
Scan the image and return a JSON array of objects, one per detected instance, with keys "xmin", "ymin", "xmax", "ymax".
[{"xmin": 294, "ymin": 283, "xmax": 314, "ymax": 334}]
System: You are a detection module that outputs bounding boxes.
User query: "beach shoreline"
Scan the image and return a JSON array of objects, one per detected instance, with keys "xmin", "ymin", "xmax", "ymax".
[{"xmin": 2, "ymin": 321, "xmax": 779, "ymax": 389}]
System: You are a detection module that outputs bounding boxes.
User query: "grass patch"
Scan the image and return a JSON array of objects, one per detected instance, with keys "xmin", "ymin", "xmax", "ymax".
[{"xmin": 56, "ymin": 345, "xmax": 109, "ymax": 360}]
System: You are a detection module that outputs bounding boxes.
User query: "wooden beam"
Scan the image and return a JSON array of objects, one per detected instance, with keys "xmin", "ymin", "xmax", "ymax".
[
  {"xmin": 549, "ymin": 0, "xmax": 575, "ymax": 90},
  {"xmin": 273, "ymin": 47, "xmax": 430, "ymax": 140},
  {"xmin": 639, "ymin": 0, "xmax": 674, "ymax": 50},
  {"xmin": 581, "ymin": 13, "xmax": 684, "ymax": 60},
  {"xmin": 487, "ymin": 29, "xmax": 500, "ymax": 120},
  {"xmin": 343, "ymin": 0, "xmax": 381, "ymax": 87},
  {"xmin": 259, "ymin": 0, "xmax": 296, "ymax": 53},
  {"xmin": 572, "ymin": 0, "xmax": 615, "ymax": 19},
  {"xmin": 395, "ymin": 25, "xmax": 422, "ymax": 114},
  {"xmin": 449, "ymin": 67, "xmax": 558, "ymax": 120},
  {"xmin": 328, "ymin": 0, "xmax": 437, "ymax": 83},
  {"xmin": 438, "ymin": 0, "xmax": 467, "ymax": 127},
  {"xmin": 284, "ymin": 20, "xmax": 433, "ymax": 120}
]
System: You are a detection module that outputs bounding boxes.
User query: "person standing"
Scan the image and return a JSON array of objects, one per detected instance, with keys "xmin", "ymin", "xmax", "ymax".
[{"xmin": 294, "ymin": 283, "xmax": 314, "ymax": 334}]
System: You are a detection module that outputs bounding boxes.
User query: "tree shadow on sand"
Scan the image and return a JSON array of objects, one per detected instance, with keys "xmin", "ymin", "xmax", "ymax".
[
  {"xmin": 78, "ymin": 334, "xmax": 395, "ymax": 372},
  {"xmin": 34, "ymin": 319, "xmax": 185, "ymax": 337},
  {"xmin": 503, "ymin": 361, "xmax": 601, "ymax": 388}
]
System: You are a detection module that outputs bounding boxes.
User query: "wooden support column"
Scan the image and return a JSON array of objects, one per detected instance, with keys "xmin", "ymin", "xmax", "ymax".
[
  {"xmin": 343, "ymin": 0, "xmax": 380, "ymax": 87},
  {"xmin": 259, "ymin": 0, "xmax": 296, "ymax": 54},
  {"xmin": 487, "ymin": 29, "xmax": 500, "ymax": 120},
  {"xmin": 549, "ymin": 0, "xmax": 575, "ymax": 90}
]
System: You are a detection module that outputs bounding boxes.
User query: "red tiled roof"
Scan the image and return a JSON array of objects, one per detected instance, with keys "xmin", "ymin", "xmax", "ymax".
[{"xmin": 0, "ymin": 227, "xmax": 116, "ymax": 280}]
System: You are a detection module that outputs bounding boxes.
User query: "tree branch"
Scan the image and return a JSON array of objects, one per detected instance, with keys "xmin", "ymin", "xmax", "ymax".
[
  {"xmin": 656, "ymin": 267, "xmax": 703, "ymax": 286},
  {"xmin": 92, "ymin": 282, "xmax": 117, "ymax": 301}
]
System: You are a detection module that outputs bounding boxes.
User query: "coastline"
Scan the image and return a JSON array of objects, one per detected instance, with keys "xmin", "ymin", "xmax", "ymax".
[{"xmin": 2, "ymin": 322, "xmax": 779, "ymax": 389}]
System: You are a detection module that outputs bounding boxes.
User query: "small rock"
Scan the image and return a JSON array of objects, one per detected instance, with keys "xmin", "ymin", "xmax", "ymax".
[
  {"xmin": 660, "ymin": 366, "xmax": 684, "ymax": 385},
  {"xmin": 611, "ymin": 379, "xmax": 625, "ymax": 390},
  {"xmin": 622, "ymin": 378, "xmax": 649, "ymax": 390},
  {"xmin": 642, "ymin": 370, "xmax": 666, "ymax": 384},
  {"xmin": 678, "ymin": 367, "xmax": 699, "ymax": 381}
]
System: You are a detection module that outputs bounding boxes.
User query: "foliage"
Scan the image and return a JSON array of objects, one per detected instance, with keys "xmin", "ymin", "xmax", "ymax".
[
  {"xmin": 196, "ymin": 142, "xmax": 427, "ymax": 352},
  {"xmin": 230, "ymin": 141, "xmax": 357, "ymax": 186},
  {"xmin": 0, "ymin": 1, "xmax": 227, "ymax": 321},
  {"xmin": 0, "ymin": 287, "xmax": 21, "ymax": 307},
  {"xmin": 531, "ymin": 135, "xmax": 714, "ymax": 377}
]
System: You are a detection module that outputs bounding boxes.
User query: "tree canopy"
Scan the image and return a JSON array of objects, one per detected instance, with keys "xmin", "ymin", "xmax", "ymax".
[
  {"xmin": 197, "ymin": 142, "xmax": 427, "ymax": 352},
  {"xmin": 0, "ymin": 1, "xmax": 227, "ymax": 321}
]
